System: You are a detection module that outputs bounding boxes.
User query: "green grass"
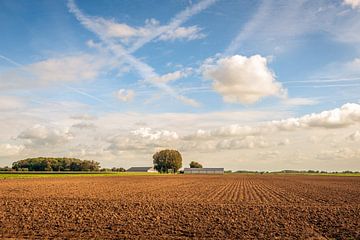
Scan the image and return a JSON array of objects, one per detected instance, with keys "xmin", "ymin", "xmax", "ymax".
[{"xmin": 0, "ymin": 172, "xmax": 161, "ymax": 179}]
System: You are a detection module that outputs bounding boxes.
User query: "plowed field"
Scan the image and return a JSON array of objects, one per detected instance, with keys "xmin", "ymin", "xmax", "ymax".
[{"xmin": 1, "ymin": 175, "xmax": 359, "ymax": 239}]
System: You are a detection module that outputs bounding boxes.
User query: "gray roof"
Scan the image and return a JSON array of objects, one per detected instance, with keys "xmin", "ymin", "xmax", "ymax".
[
  {"xmin": 184, "ymin": 168, "xmax": 224, "ymax": 171},
  {"xmin": 127, "ymin": 167, "xmax": 153, "ymax": 171}
]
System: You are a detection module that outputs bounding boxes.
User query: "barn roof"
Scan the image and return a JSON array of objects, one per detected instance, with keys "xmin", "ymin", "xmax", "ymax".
[
  {"xmin": 184, "ymin": 168, "xmax": 224, "ymax": 171},
  {"xmin": 127, "ymin": 167, "xmax": 153, "ymax": 171}
]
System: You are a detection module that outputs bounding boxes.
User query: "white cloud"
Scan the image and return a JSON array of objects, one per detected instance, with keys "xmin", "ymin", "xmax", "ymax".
[
  {"xmin": 67, "ymin": 0, "xmax": 206, "ymax": 107},
  {"xmin": 344, "ymin": 58, "xmax": 360, "ymax": 73},
  {"xmin": 72, "ymin": 122, "xmax": 97, "ymax": 130},
  {"xmin": 29, "ymin": 55, "xmax": 103, "ymax": 83},
  {"xmin": 216, "ymin": 136, "xmax": 269, "ymax": 150},
  {"xmin": 151, "ymin": 69, "xmax": 191, "ymax": 83},
  {"xmin": 297, "ymin": 103, "xmax": 360, "ymax": 128},
  {"xmin": 159, "ymin": 25, "xmax": 205, "ymax": 41},
  {"xmin": 281, "ymin": 98, "xmax": 319, "ymax": 106},
  {"xmin": 278, "ymin": 138, "xmax": 290, "ymax": 146},
  {"xmin": 115, "ymin": 89, "xmax": 135, "ymax": 102},
  {"xmin": 183, "ymin": 125, "xmax": 260, "ymax": 140},
  {"xmin": 347, "ymin": 130, "xmax": 360, "ymax": 141},
  {"xmin": 317, "ymin": 147, "xmax": 360, "ymax": 160},
  {"xmin": 0, "ymin": 144, "xmax": 24, "ymax": 157},
  {"xmin": 202, "ymin": 55, "xmax": 286, "ymax": 104},
  {"xmin": 0, "ymin": 54, "xmax": 105, "ymax": 90},
  {"xmin": 70, "ymin": 114, "xmax": 97, "ymax": 120},
  {"xmin": 0, "ymin": 96, "xmax": 25, "ymax": 110},
  {"xmin": 185, "ymin": 103, "xmax": 360, "ymax": 141},
  {"xmin": 18, "ymin": 124, "xmax": 74, "ymax": 147},
  {"xmin": 269, "ymin": 103, "xmax": 360, "ymax": 130},
  {"xmin": 106, "ymin": 127, "xmax": 179, "ymax": 154},
  {"xmin": 226, "ymin": 1, "xmax": 360, "ymax": 54},
  {"xmin": 131, "ymin": 127, "xmax": 179, "ymax": 141},
  {"xmin": 343, "ymin": 0, "xmax": 360, "ymax": 9}
]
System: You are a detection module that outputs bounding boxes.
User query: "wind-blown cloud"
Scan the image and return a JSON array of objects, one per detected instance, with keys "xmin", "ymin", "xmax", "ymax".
[
  {"xmin": 0, "ymin": 54, "xmax": 105, "ymax": 90},
  {"xmin": 158, "ymin": 25, "xmax": 205, "ymax": 41},
  {"xmin": 202, "ymin": 55, "xmax": 286, "ymax": 104},
  {"xmin": 151, "ymin": 69, "xmax": 191, "ymax": 83}
]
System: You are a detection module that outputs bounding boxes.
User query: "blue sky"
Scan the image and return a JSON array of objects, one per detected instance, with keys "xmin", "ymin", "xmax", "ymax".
[{"xmin": 1, "ymin": 0, "xmax": 360, "ymax": 171}]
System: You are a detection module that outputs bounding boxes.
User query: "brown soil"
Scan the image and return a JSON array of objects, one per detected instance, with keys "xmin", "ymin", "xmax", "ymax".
[{"xmin": 0, "ymin": 175, "xmax": 359, "ymax": 239}]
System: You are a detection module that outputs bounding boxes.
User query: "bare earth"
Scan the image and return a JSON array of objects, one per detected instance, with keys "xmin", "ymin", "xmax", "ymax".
[{"xmin": 0, "ymin": 175, "xmax": 359, "ymax": 239}]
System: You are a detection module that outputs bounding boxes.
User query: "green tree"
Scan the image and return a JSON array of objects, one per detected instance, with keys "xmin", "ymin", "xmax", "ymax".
[
  {"xmin": 153, "ymin": 149, "xmax": 182, "ymax": 173},
  {"xmin": 11, "ymin": 157, "xmax": 100, "ymax": 171},
  {"xmin": 189, "ymin": 161, "xmax": 202, "ymax": 168}
]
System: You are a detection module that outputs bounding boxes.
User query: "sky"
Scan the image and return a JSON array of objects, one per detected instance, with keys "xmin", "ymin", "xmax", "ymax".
[{"xmin": 1, "ymin": 0, "xmax": 360, "ymax": 171}]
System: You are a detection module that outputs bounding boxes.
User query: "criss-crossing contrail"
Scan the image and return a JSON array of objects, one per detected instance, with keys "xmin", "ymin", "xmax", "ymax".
[
  {"xmin": 0, "ymin": 54, "xmax": 23, "ymax": 67},
  {"xmin": 67, "ymin": 0, "xmax": 216, "ymax": 107}
]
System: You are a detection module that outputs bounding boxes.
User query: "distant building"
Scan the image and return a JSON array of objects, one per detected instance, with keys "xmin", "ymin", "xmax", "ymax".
[
  {"xmin": 127, "ymin": 167, "xmax": 158, "ymax": 173},
  {"xmin": 184, "ymin": 168, "xmax": 224, "ymax": 174}
]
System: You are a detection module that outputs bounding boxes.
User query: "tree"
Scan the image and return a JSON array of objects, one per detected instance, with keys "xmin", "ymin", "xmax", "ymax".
[
  {"xmin": 11, "ymin": 157, "xmax": 100, "ymax": 171},
  {"xmin": 153, "ymin": 149, "xmax": 182, "ymax": 173},
  {"xmin": 189, "ymin": 161, "xmax": 202, "ymax": 168}
]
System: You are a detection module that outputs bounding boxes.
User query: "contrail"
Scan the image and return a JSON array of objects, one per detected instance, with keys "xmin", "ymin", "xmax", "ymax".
[
  {"xmin": 64, "ymin": 85, "xmax": 107, "ymax": 103},
  {"xmin": 67, "ymin": 0, "xmax": 209, "ymax": 107},
  {"xmin": 283, "ymin": 77, "xmax": 360, "ymax": 84},
  {"xmin": 225, "ymin": 0, "xmax": 271, "ymax": 56},
  {"xmin": 0, "ymin": 54, "xmax": 23, "ymax": 67}
]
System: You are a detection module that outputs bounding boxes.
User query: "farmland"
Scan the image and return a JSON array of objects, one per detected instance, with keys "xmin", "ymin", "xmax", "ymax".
[{"xmin": 0, "ymin": 175, "xmax": 359, "ymax": 239}]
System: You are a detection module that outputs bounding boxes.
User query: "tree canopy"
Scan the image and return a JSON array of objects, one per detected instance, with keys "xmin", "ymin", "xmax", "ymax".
[
  {"xmin": 12, "ymin": 157, "xmax": 100, "ymax": 171},
  {"xmin": 189, "ymin": 161, "xmax": 203, "ymax": 168},
  {"xmin": 153, "ymin": 149, "xmax": 182, "ymax": 173}
]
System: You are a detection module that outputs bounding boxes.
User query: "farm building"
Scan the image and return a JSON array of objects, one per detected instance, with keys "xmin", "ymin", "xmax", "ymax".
[
  {"xmin": 127, "ymin": 167, "xmax": 158, "ymax": 173},
  {"xmin": 184, "ymin": 168, "xmax": 224, "ymax": 174}
]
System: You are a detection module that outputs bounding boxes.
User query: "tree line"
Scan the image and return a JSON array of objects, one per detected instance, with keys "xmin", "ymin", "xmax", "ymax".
[{"xmin": 11, "ymin": 157, "xmax": 101, "ymax": 171}]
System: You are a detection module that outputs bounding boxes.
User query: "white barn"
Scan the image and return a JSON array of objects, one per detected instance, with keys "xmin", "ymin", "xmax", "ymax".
[
  {"xmin": 127, "ymin": 167, "xmax": 157, "ymax": 173},
  {"xmin": 184, "ymin": 168, "xmax": 224, "ymax": 174}
]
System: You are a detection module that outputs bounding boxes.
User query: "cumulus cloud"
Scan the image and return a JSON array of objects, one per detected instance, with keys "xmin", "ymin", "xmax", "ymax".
[
  {"xmin": 295, "ymin": 103, "xmax": 360, "ymax": 129},
  {"xmin": 159, "ymin": 25, "xmax": 205, "ymax": 41},
  {"xmin": 115, "ymin": 89, "xmax": 135, "ymax": 102},
  {"xmin": 202, "ymin": 55, "xmax": 286, "ymax": 104},
  {"xmin": 0, "ymin": 144, "xmax": 24, "ymax": 157},
  {"xmin": 343, "ymin": 0, "xmax": 360, "ymax": 9},
  {"xmin": 184, "ymin": 103, "xmax": 360, "ymax": 141},
  {"xmin": 18, "ymin": 124, "xmax": 74, "ymax": 147}
]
